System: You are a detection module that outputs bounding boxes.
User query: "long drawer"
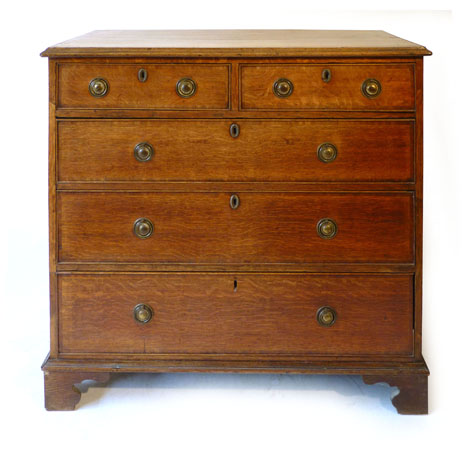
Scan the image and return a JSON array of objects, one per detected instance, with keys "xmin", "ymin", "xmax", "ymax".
[
  {"xmin": 57, "ymin": 119, "xmax": 414, "ymax": 182},
  {"xmin": 58, "ymin": 273, "xmax": 414, "ymax": 356},
  {"xmin": 57, "ymin": 63, "xmax": 230, "ymax": 109},
  {"xmin": 241, "ymin": 64, "xmax": 415, "ymax": 110},
  {"xmin": 57, "ymin": 192, "xmax": 414, "ymax": 264}
]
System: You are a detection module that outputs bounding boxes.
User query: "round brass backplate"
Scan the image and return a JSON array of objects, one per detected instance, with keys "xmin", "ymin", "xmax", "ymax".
[
  {"xmin": 176, "ymin": 77, "xmax": 197, "ymax": 98},
  {"xmin": 273, "ymin": 78, "xmax": 294, "ymax": 98},
  {"xmin": 134, "ymin": 142, "xmax": 154, "ymax": 162},
  {"xmin": 317, "ymin": 143, "xmax": 338, "ymax": 163},
  {"xmin": 134, "ymin": 303, "xmax": 153, "ymax": 324},
  {"xmin": 317, "ymin": 218, "xmax": 338, "ymax": 239},
  {"xmin": 88, "ymin": 77, "xmax": 109, "ymax": 97},
  {"xmin": 361, "ymin": 78, "xmax": 382, "ymax": 98},
  {"xmin": 316, "ymin": 306, "xmax": 337, "ymax": 327},
  {"xmin": 133, "ymin": 218, "xmax": 154, "ymax": 239}
]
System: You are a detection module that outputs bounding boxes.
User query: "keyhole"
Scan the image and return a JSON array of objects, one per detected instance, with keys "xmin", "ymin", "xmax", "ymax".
[
  {"xmin": 230, "ymin": 194, "xmax": 240, "ymax": 209},
  {"xmin": 138, "ymin": 68, "xmax": 148, "ymax": 82},
  {"xmin": 322, "ymin": 69, "xmax": 331, "ymax": 83},
  {"xmin": 230, "ymin": 123, "xmax": 240, "ymax": 138},
  {"xmin": 233, "ymin": 279, "xmax": 238, "ymax": 292}
]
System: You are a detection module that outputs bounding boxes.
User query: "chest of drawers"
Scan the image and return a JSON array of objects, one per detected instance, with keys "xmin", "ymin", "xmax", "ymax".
[{"xmin": 41, "ymin": 30, "xmax": 431, "ymax": 413}]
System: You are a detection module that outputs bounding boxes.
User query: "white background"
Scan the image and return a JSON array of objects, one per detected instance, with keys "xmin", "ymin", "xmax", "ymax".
[{"xmin": 1, "ymin": 1, "xmax": 469, "ymax": 457}]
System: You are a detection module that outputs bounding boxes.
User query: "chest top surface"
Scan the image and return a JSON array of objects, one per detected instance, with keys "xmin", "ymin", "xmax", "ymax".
[{"xmin": 41, "ymin": 29, "xmax": 432, "ymax": 58}]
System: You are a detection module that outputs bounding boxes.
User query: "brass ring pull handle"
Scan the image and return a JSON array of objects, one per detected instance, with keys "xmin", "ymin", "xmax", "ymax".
[
  {"xmin": 230, "ymin": 123, "xmax": 240, "ymax": 138},
  {"xmin": 273, "ymin": 78, "xmax": 293, "ymax": 98},
  {"xmin": 321, "ymin": 68, "xmax": 332, "ymax": 82},
  {"xmin": 89, "ymin": 78, "xmax": 109, "ymax": 97},
  {"xmin": 317, "ymin": 143, "xmax": 337, "ymax": 163},
  {"xmin": 134, "ymin": 303, "xmax": 153, "ymax": 324},
  {"xmin": 176, "ymin": 77, "xmax": 197, "ymax": 98},
  {"xmin": 133, "ymin": 218, "xmax": 154, "ymax": 239},
  {"xmin": 362, "ymin": 78, "xmax": 382, "ymax": 98},
  {"xmin": 317, "ymin": 218, "xmax": 337, "ymax": 239},
  {"xmin": 316, "ymin": 306, "xmax": 337, "ymax": 327},
  {"xmin": 230, "ymin": 194, "xmax": 240, "ymax": 210},
  {"xmin": 134, "ymin": 142, "xmax": 154, "ymax": 162},
  {"xmin": 138, "ymin": 68, "xmax": 148, "ymax": 82}
]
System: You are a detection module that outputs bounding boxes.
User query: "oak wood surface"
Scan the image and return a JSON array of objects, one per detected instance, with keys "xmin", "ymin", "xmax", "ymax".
[
  {"xmin": 43, "ymin": 354, "xmax": 430, "ymax": 373},
  {"xmin": 44, "ymin": 370, "xmax": 110, "ymax": 411},
  {"xmin": 57, "ymin": 192, "xmax": 414, "ymax": 264},
  {"xmin": 241, "ymin": 64, "xmax": 415, "ymax": 110},
  {"xmin": 363, "ymin": 374, "xmax": 428, "ymax": 414},
  {"xmin": 58, "ymin": 273, "xmax": 413, "ymax": 356},
  {"xmin": 42, "ymin": 30, "xmax": 430, "ymax": 413},
  {"xmin": 41, "ymin": 30, "xmax": 431, "ymax": 58},
  {"xmin": 57, "ymin": 119, "xmax": 414, "ymax": 183},
  {"xmin": 56, "ymin": 182, "xmax": 416, "ymax": 192},
  {"xmin": 58, "ymin": 63, "xmax": 230, "ymax": 109},
  {"xmin": 414, "ymin": 58, "xmax": 424, "ymax": 358}
]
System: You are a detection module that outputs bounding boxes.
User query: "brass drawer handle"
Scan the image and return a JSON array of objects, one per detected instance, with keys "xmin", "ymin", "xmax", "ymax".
[
  {"xmin": 362, "ymin": 78, "xmax": 382, "ymax": 98},
  {"xmin": 134, "ymin": 142, "xmax": 154, "ymax": 162},
  {"xmin": 138, "ymin": 68, "xmax": 148, "ymax": 82},
  {"xmin": 134, "ymin": 303, "xmax": 153, "ymax": 324},
  {"xmin": 230, "ymin": 123, "xmax": 240, "ymax": 138},
  {"xmin": 133, "ymin": 218, "xmax": 154, "ymax": 239},
  {"xmin": 89, "ymin": 77, "xmax": 109, "ymax": 97},
  {"xmin": 176, "ymin": 77, "xmax": 197, "ymax": 98},
  {"xmin": 317, "ymin": 143, "xmax": 337, "ymax": 163},
  {"xmin": 321, "ymin": 68, "xmax": 332, "ymax": 82},
  {"xmin": 273, "ymin": 78, "xmax": 293, "ymax": 98},
  {"xmin": 230, "ymin": 194, "xmax": 240, "ymax": 209},
  {"xmin": 317, "ymin": 218, "xmax": 337, "ymax": 239},
  {"xmin": 317, "ymin": 306, "xmax": 336, "ymax": 327}
]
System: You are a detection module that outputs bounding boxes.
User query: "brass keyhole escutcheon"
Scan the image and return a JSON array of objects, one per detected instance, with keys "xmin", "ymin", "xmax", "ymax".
[
  {"xmin": 321, "ymin": 68, "xmax": 332, "ymax": 82},
  {"xmin": 362, "ymin": 78, "xmax": 382, "ymax": 98},
  {"xmin": 134, "ymin": 303, "xmax": 153, "ymax": 324},
  {"xmin": 133, "ymin": 218, "xmax": 154, "ymax": 239},
  {"xmin": 134, "ymin": 142, "xmax": 154, "ymax": 162},
  {"xmin": 230, "ymin": 123, "xmax": 240, "ymax": 138},
  {"xmin": 317, "ymin": 143, "xmax": 337, "ymax": 163},
  {"xmin": 89, "ymin": 77, "xmax": 109, "ymax": 97},
  {"xmin": 230, "ymin": 194, "xmax": 240, "ymax": 209},
  {"xmin": 176, "ymin": 77, "xmax": 197, "ymax": 98},
  {"xmin": 138, "ymin": 68, "xmax": 148, "ymax": 82},
  {"xmin": 317, "ymin": 218, "xmax": 337, "ymax": 239},
  {"xmin": 316, "ymin": 306, "xmax": 337, "ymax": 327},
  {"xmin": 273, "ymin": 78, "xmax": 294, "ymax": 98}
]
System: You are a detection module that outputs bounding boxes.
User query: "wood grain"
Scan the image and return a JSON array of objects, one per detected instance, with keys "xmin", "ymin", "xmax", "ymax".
[
  {"xmin": 44, "ymin": 370, "xmax": 110, "ymax": 411},
  {"xmin": 43, "ymin": 354, "xmax": 430, "ymax": 373},
  {"xmin": 57, "ymin": 192, "xmax": 415, "ymax": 264},
  {"xmin": 363, "ymin": 374, "xmax": 428, "ymax": 414},
  {"xmin": 40, "ymin": 30, "xmax": 432, "ymax": 58},
  {"xmin": 42, "ymin": 30, "xmax": 430, "ymax": 413},
  {"xmin": 57, "ymin": 119, "xmax": 414, "ymax": 183},
  {"xmin": 241, "ymin": 64, "xmax": 415, "ymax": 110},
  {"xmin": 58, "ymin": 63, "xmax": 230, "ymax": 109},
  {"xmin": 58, "ymin": 273, "xmax": 414, "ymax": 356}
]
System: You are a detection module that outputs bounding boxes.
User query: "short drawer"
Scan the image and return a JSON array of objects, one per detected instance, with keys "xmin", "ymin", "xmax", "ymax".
[
  {"xmin": 58, "ymin": 273, "xmax": 414, "ymax": 356},
  {"xmin": 57, "ymin": 63, "xmax": 230, "ymax": 109},
  {"xmin": 241, "ymin": 64, "xmax": 415, "ymax": 110},
  {"xmin": 57, "ymin": 192, "xmax": 414, "ymax": 264},
  {"xmin": 57, "ymin": 119, "xmax": 414, "ymax": 182}
]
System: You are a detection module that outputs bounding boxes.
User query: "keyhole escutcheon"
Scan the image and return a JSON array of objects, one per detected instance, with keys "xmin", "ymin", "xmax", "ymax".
[{"xmin": 230, "ymin": 194, "xmax": 240, "ymax": 209}]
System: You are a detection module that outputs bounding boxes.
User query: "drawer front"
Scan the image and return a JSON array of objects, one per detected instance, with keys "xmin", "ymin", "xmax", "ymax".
[
  {"xmin": 241, "ymin": 64, "xmax": 415, "ymax": 110},
  {"xmin": 58, "ymin": 120, "xmax": 414, "ymax": 182},
  {"xmin": 58, "ymin": 192, "xmax": 414, "ymax": 264},
  {"xmin": 58, "ymin": 63, "xmax": 230, "ymax": 109},
  {"xmin": 58, "ymin": 273, "xmax": 414, "ymax": 356}
]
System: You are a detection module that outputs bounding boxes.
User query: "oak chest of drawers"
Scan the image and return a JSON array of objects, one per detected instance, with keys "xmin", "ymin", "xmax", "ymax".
[{"xmin": 41, "ymin": 30, "xmax": 431, "ymax": 413}]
